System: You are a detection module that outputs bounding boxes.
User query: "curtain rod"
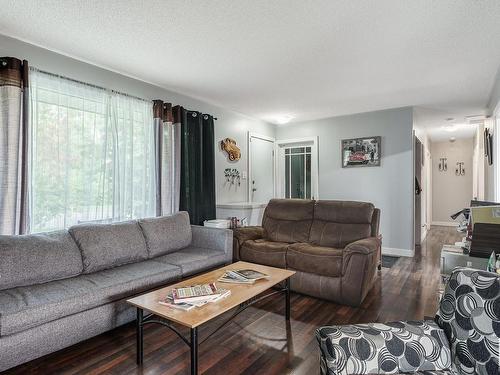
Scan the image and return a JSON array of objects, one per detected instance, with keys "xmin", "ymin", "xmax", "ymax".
[
  {"xmin": 30, "ymin": 67, "xmax": 152, "ymax": 103},
  {"xmin": 31, "ymin": 67, "xmax": 218, "ymax": 120}
]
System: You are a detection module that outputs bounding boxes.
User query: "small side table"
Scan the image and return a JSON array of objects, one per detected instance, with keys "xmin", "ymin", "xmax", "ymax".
[
  {"xmin": 440, "ymin": 245, "xmax": 489, "ymax": 275},
  {"xmin": 439, "ymin": 245, "xmax": 489, "ymax": 301}
]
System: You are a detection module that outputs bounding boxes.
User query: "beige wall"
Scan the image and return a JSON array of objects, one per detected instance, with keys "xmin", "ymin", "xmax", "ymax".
[{"xmin": 431, "ymin": 138, "xmax": 473, "ymax": 224}]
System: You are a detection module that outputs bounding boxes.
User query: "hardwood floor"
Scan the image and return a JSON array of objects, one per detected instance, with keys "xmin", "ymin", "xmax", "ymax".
[{"xmin": 4, "ymin": 226, "xmax": 462, "ymax": 375}]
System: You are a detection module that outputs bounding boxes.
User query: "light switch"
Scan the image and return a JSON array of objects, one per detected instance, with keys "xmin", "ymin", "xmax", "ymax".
[{"xmin": 241, "ymin": 171, "xmax": 247, "ymax": 179}]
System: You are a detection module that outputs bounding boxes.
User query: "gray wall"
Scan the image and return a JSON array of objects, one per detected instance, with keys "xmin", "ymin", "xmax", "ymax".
[
  {"xmin": 431, "ymin": 139, "xmax": 473, "ymax": 224},
  {"xmin": 276, "ymin": 107, "xmax": 414, "ymax": 254},
  {"xmin": 0, "ymin": 34, "xmax": 275, "ymax": 205}
]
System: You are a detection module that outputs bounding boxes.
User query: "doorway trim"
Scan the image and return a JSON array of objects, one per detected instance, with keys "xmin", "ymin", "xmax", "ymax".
[
  {"xmin": 275, "ymin": 136, "xmax": 319, "ymax": 199},
  {"xmin": 248, "ymin": 132, "xmax": 276, "ymax": 202}
]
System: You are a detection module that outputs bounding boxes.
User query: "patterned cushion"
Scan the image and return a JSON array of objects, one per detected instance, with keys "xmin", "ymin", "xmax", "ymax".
[
  {"xmin": 436, "ymin": 268, "xmax": 500, "ymax": 375},
  {"xmin": 369, "ymin": 372, "xmax": 456, "ymax": 375},
  {"xmin": 316, "ymin": 320, "xmax": 452, "ymax": 375}
]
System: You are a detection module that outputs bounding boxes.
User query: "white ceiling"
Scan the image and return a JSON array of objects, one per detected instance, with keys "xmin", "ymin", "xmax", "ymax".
[
  {"xmin": 1, "ymin": 0, "xmax": 500, "ymax": 130},
  {"xmin": 414, "ymin": 107, "xmax": 482, "ymax": 142}
]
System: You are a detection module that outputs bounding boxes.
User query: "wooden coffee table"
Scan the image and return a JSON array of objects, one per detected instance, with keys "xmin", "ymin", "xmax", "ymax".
[{"xmin": 126, "ymin": 261, "xmax": 295, "ymax": 374}]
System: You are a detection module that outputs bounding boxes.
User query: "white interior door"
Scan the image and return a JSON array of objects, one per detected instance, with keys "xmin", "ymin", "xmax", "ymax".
[
  {"xmin": 276, "ymin": 137, "xmax": 319, "ymax": 199},
  {"xmin": 249, "ymin": 134, "xmax": 275, "ymax": 203}
]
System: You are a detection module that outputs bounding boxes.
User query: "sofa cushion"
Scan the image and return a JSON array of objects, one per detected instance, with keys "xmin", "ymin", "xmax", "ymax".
[
  {"xmin": 262, "ymin": 199, "xmax": 315, "ymax": 243},
  {"xmin": 155, "ymin": 246, "xmax": 227, "ymax": 277},
  {"xmin": 287, "ymin": 243, "xmax": 343, "ymax": 277},
  {"xmin": 0, "ymin": 260, "xmax": 181, "ymax": 337},
  {"xmin": 69, "ymin": 220, "xmax": 148, "ymax": 273},
  {"xmin": 138, "ymin": 212, "xmax": 192, "ymax": 258},
  {"xmin": 0, "ymin": 230, "xmax": 83, "ymax": 291},
  {"xmin": 239, "ymin": 239, "xmax": 288, "ymax": 268},
  {"xmin": 310, "ymin": 200, "xmax": 374, "ymax": 248}
]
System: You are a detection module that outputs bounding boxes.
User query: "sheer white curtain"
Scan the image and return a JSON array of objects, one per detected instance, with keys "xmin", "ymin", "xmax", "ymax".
[
  {"xmin": 29, "ymin": 69, "xmax": 155, "ymax": 232},
  {"xmin": 162, "ymin": 119, "xmax": 181, "ymax": 215}
]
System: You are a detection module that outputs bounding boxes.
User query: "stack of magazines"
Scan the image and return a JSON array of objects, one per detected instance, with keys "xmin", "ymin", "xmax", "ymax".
[
  {"xmin": 158, "ymin": 283, "xmax": 230, "ymax": 311},
  {"xmin": 218, "ymin": 269, "xmax": 269, "ymax": 284}
]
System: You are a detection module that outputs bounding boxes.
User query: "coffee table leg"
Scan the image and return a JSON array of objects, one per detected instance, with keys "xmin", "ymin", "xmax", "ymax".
[
  {"xmin": 136, "ymin": 308, "xmax": 144, "ymax": 365},
  {"xmin": 190, "ymin": 327, "xmax": 198, "ymax": 375},
  {"xmin": 285, "ymin": 278, "xmax": 290, "ymax": 320}
]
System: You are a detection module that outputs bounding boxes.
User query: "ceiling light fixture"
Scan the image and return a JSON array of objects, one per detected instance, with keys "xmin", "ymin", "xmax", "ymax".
[{"xmin": 272, "ymin": 115, "xmax": 295, "ymax": 125}]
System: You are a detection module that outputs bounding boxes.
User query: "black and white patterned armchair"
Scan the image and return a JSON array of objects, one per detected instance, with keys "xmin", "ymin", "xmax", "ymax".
[{"xmin": 316, "ymin": 268, "xmax": 500, "ymax": 375}]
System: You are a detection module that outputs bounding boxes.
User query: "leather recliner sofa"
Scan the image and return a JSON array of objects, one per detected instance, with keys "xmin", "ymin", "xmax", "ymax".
[{"xmin": 233, "ymin": 199, "xmax": 381, "ymax": 306}]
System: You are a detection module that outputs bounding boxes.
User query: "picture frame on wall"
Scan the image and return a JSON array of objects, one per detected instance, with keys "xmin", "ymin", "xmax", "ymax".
[{"xmin": 341, "ymin": 136, "xmax": 381, "ymax": 168}]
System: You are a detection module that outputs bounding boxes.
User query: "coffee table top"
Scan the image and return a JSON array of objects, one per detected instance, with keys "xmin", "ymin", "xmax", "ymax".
[{"xmin": 126, "ymin": 261, "xmax": 295, "ymax": 328}]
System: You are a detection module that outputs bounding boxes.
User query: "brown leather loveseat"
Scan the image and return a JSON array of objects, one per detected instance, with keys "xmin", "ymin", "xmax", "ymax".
[{"xmin": 233, "ymin": 199, "xmax": 381, "ymax": 306}]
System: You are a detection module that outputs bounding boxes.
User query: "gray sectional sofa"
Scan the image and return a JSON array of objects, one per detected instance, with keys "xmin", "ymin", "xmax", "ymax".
[{"xmin": 0, "ymin": 212, "xmax": 232, "ymax": 372}]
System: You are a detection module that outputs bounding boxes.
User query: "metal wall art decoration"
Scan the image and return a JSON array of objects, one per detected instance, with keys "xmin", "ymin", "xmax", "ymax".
[
  {"xmin": 220, "ymin": 138, "xmax": 241, "ymax": 161},
  {"xmin": 224, "ymin": 168, "xmax": 240, "ymax": 186},
  {"xmin": 455, "ymin": 162, "xmax": 465, "ymax": 176},
  {"xmin": 438, "ymin": 158, "xmax": 448, "ymax": 172},
  {"xmin": 341, "ymin": 136, "xmax": 381, "ymax": 167}
]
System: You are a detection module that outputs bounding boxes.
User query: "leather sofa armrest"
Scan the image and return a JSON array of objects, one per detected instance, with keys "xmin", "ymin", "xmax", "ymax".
[
  {"xmin": 341, "ymin": 237, "xmax": 381, "ymax": 306},
  {"xmin": 343, "ymin": 236, "xmax": 380, "ymax": 256},
  {"xmin": 232, "ymin": 226, "xmax": 264, "ymax": 260}
]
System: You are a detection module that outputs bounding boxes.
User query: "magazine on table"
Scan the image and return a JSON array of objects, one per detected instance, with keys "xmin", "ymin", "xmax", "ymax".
[
  {"xmin": 172, "ymin": 283, "xmax": 219, "ymax": 303},
  {"xmin": 158, "ymin": 288, "xmax": 231, "ymax": 310},
  {"xmin": 218, "ymin": 269, "xmax": 269, "ymax": 284}
]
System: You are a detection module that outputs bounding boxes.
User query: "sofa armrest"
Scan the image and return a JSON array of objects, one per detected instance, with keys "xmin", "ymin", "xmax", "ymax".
[
  {"xmin": 341, "ymin": 237, "xmax": 381, "ymax": 306},
  {"xmin": 232, "ymin": 226, "xmax": 264, "ymax": 260},
  {"xmin": 316, "ymin": 320, "xmax": 452, "ymax": 375},
  {"xmin": 191, "ymin": 225, "xmax": 233, "ymax": 263},
  {"xmin": 344, "ymin": 236, "xmax": 380, "ymax": 255}
]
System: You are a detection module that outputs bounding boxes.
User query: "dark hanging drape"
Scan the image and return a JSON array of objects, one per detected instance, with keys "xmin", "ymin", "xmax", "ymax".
[
  {"xmin": 175, "ymin": 105, "xmax": 216, "ymax": 225},
  {"xmin": 0, "ymin": 57, "xmax": 29, "ymax": 234}
]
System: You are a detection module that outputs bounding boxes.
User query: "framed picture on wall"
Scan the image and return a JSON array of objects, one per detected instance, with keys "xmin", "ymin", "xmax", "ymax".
[{"xmin": 341, "ymin": 136, "xmax": 381, "ymax": 168}]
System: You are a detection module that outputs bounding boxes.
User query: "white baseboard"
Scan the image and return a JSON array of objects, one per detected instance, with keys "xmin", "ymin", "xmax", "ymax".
[
  {"xmin": 431, "ymin": 221, "xmax": 458, "ymax": 227},
  {"xmin": 382, "ymin": 247, "xmax": 414, "ymax": 258}
]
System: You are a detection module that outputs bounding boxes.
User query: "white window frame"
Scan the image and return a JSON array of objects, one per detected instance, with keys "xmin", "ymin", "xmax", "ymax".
[
  {"xmin": 275, "ymin": 136, "xmax": 319, "ymax": 199},
  {"xmin": 248, "ymin": 132, "xmax": 276, "ymax": 202}
]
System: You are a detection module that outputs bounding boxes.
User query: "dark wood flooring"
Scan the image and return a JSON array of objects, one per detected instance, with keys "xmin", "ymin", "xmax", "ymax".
[{"xmin": 4, "ymin": 226, "xmax": 462, "ymax": 375}]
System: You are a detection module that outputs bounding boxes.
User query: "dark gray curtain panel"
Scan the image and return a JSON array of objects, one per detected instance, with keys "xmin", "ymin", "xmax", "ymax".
[
  {"xmin": 175, "ymin": 105, "xmax": 216, "ymax": 225},
  {"xmin": 0, "ymin": 57, "xmax": 29, "ymax": 234}
]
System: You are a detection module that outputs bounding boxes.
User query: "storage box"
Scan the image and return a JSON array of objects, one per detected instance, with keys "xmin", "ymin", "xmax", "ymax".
[{"xmin": 203, "ymin": 219, "xmax": 231, "ymax": 229}]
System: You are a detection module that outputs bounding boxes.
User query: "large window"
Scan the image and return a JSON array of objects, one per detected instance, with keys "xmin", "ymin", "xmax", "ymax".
[{"xmin": 29, "ymin": 69, "xmax": 155, "ymax": 233}]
